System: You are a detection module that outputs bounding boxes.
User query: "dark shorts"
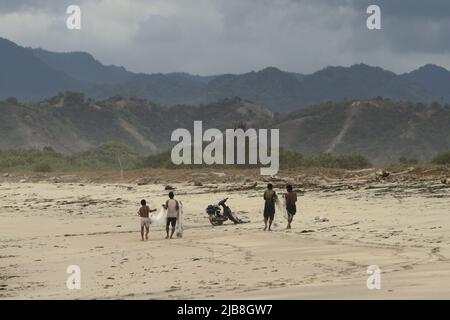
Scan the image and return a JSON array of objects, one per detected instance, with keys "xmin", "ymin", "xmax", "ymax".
[
  {"xmin": 264, "ymin": 212, "xmax": 274, "ymax": 220},
  {"xmin": 286, "ymin": 204, "xmax": 297, "ymax": 216},
  {"xmin": 264, "ymin": 203, "xmax": 275, "ymax": 220},
  {"xmin": 166, "ymin": 217, "xmax": 177, "ymax": 227}
]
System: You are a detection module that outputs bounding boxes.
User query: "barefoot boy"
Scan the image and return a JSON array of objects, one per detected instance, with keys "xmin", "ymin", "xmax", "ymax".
[{"xmin": 138, "ymin": 199, "xmax": 156, "ymax": 241}]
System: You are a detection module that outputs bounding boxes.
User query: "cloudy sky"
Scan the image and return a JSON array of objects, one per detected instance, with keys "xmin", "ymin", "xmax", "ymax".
[{"xmin": 1, "ymin": 0, "xmax": 450, "ymax": 75}]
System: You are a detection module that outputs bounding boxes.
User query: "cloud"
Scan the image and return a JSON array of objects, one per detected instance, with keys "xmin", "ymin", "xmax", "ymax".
[
  {"xmin": 0, "ymin": 0, "xmax": 95, "ymax": 13},
  {"xmin": 0, "ymin": 0, "xmax": 449, "ymax": 74}
]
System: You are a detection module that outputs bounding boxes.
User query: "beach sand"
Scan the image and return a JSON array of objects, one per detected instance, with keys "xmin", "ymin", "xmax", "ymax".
[{"xmin": 1, "ymin": 170, "xmax": 449, "ymax": 299}]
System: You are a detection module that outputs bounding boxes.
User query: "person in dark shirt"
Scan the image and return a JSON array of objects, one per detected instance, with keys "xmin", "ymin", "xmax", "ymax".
[
  {"xmin": 285, "ymin": 184, "xmax": 297, "ymax": 229},
  {"xmin": 263, "ymin": 183, "xmax": 277, "ymax": 231}
]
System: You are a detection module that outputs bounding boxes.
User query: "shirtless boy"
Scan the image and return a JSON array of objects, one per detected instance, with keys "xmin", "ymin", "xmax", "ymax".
[{"xmin": 138, "ymin": 199, "xmax": 156, "ymax": 241}]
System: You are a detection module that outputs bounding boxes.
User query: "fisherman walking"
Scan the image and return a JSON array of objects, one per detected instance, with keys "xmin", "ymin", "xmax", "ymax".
[
  {"xmin": 263, "ymin": 183, "xmax": 277, "ymax": 231},
  {"xmin": 163, "ymin": 191, "xmax": 180, "ymax": 239},
  {"xmin": 285, "ymin": 184, "xmax": 297, "ymax": 229}
]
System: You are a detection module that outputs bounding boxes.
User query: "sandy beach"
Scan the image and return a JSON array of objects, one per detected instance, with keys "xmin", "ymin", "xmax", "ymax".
[{"xmin": 1, "ymin": 168, "xmax": 449, "ymax": 299}]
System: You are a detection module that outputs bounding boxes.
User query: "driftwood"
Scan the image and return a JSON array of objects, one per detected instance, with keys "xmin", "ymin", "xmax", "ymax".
[
  {"xmin": 136, "ymin": 177, "xmax": 151, "ymax": 185},
  {"xmin": 390, "ymin": 168, "xmax": 415, "ymax": 176},
  {"xmin": 376, "ymin": 170, "xmax": 390, "ymax": 178},
  {"xmin": 234, "ymin": 182, "xmax": 258, "ymax": 191},
  {"xmin": 205, "ymin": 181, "xmax": 258, "ymax": 193}
]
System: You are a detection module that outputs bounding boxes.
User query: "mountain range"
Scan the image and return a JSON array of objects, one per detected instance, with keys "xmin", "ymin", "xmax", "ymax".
[
  {"xmin": 1, "ymin": 36, "xmax": 449, "ymax": 164},
  {"xmin": 1, "ymin": 37, "xmax": 450, "ymax": 112},
  {"xmin": 1, "ymin": 93, "xmax": 449, "ymax": 164}
]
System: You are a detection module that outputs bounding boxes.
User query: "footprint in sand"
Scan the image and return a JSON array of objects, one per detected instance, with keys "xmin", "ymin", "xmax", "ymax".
[{"xmin": 402, "ymin": 265, "xmax": 413, "ymax": 270}]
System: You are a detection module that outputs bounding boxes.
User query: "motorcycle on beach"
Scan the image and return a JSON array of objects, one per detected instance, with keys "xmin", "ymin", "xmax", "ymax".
[{"xmin": 206, "ymin": 198, "xmax": 249, "ymax": 226}]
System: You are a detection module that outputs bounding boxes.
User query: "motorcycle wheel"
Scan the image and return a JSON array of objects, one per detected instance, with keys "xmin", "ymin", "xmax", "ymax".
[{"xmin": 209, "ymin": 215, "xmax": 223, "ymax": 226}]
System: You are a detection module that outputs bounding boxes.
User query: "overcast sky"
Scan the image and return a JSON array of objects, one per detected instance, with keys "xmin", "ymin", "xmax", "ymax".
[{"xmin": 1, "ymin": 0, "xmax": 450, "ymax": 75}]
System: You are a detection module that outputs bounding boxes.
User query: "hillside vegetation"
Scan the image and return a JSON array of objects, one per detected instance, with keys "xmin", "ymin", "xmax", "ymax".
[
  {"xmin": 1, "ymin": 94, "xmax": 450, "ymax": 165},
  {"xmin": 3, "ymin": 143, "xmax": 449, "ymax": 174},
  {"xmin": 0, "ymin": 143, "xmax": 142, "ymax": 173},
  {"xmin": 0, "ymin": 144, "xmax": 374, "ymax": 172},
  {"xmin": 432, "ymin": 151, "xmax": 450, "ymax": 165}
]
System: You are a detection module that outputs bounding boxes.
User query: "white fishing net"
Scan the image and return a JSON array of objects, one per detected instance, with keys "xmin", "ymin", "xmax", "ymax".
[
  {"xmin": 149, "ymin": 207, "xmax": 167, "ymax": 226},
  {"xmin": 260, "ymin": 195, "xmax": 289, "ymax": 229},
  {"xmin": 275, "ymin": 197, "xmax": 289, "ymax": 221},
  {"xmin": 175, "ymin": 201, "xmax": 184, "ymax": 238},
  {"xmin": 149, "ymin": 200, "xmax": 184, "ymax": 237}
]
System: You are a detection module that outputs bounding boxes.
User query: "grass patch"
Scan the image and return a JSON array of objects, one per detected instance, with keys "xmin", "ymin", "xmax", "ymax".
[{"xmin": 432, "ymin": 151, "xmax": 450, "ymax": 165}]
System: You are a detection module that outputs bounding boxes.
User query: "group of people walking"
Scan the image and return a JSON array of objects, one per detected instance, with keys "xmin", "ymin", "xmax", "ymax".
[
  {"xmin": 137, "ymin": 184, "xmax": 298, "ymax": 240},
  {"xmin": 263, "ymin": 183, "xmax": 297, "ymax": 231},
  {"xmin": 138, "ymin": 191, "xmax": 181, "ymax": 241}
]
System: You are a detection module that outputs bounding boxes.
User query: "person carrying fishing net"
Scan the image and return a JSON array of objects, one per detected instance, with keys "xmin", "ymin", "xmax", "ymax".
[{"xmin": 162, "ymin": 191, "xmax": 180, "ymax": 239}]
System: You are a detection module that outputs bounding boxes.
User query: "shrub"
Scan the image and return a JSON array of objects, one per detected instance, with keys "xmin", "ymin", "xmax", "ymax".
[
  {"xmin": 32, "ymin": 162, "xmax": 53, "ymax": 172},
  {"xmin": 5, "ymin": 97, "xmax": 18, "ymax": 105},
  {"xmin": 71, "ymin": 142, "xmax": 142, "ymax": 170},
  {"xmin": 140, "ymin": 149, "xmax": 371, "ymax": 170},
  {"xmin": 141, "ymin": 150, "xmax": 175, "ymax": 168},
  {"xmin": 432, "ymin": 151, "xmax": 450, "ymax": 165},
  {"xmin": 305, "ymin": 153, "xmax": 371, "ymax": 170}
]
